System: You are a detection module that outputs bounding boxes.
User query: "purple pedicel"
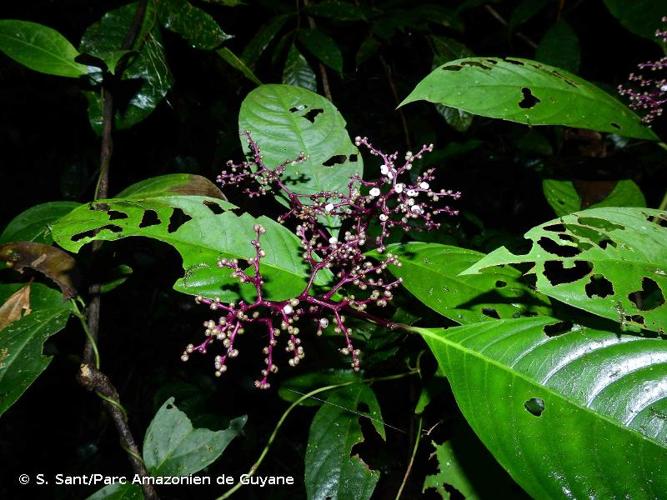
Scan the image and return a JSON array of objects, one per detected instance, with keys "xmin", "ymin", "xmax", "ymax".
[
  {"xmin": 618, "ymin": 17, "xmax": 667, "ymax": 124},
  {"xmin": 182, "ymin": 132, "xmax": 461, "ymax": 389}
]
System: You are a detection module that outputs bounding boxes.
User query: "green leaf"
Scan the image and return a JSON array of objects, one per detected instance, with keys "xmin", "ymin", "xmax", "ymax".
[
  {"xmin": 238, "ymin": 84, "xmax": 363, "ymax": 229},
  {"xmin": 431, "ymin": 36, "xmax": 473, "ymax": 66},
  {"xmin": 355, "ymin": 35, "xmax": 380, "ymax": 67},
  {"xmin": 241, "ymin": 15, "xmax": 288, "ymax": 67},
  {"xmin": 159, "ymin": 0, "xmax": 232, "ymax": 50},
  {"xmin": 216, "ymin": 47, "xmax": 262, "ymax": 85},
  {"xmin": 436, "ymin": 105, "xmax": 473, "ymax": 132},
  {"xmin": 305, "ymin": 384, "xmax": 384, "ymax": 500},
  {"xmin": 100, "ymin": 265, "xmax": 133, "ymax": 294},
  {"xmin": 116, "ymin": 173, "xmax": 224, "ymax": 199},
  {"xmin": 81, "ymin": 2, "xmax": 173, "ymax": 132},
  {"xmin": 536, "ymin": 21, "xmax": 580, "ymax": 73},
  {"xmin": 604, "ymin": 0, "xmax": 667, "ymax": 43},
  {"xmin": 509, "ymin": 0, "xmax": 549, "ymax": 30},
  {"xmin": 297, "ymin": 28, "xmax": 343, "ymax": 73},
  {"xmin": 416, "ymin": 316, "xmax": 667, "ymax": 498},
  {"xmin": 0, "ymin": 20, "xmax": 90, "ymax": 77},
  {"xmin": 50, "ymin": 195, "xmax": 330, "ymax": 301},
  {"xmin": 0, "ymin": 202, "xmax": 80, "ymax": 245},
  {"xmin": 144, "ymin": 397, "xmax": 246, "ymax": 476},
  {"xmin": 400, "ymin": 57, "xmax": 658, "ymax": 141},
  {"xmin": 543, "ymin": 179, "xmax": 647, "ymax": 217},
  {"xmin": 0, "ymin": 283, "xmax": 71, "ymax": 417},
  {"xmin": 462, "ymin": 207, "xmax": 667, "ymax": 333},
  {"xmin": 375, "ymin": 243, "xmax": 550, "ymax": 324},
  {"xmin": 283, "ymin": 45, "xmax": 317, "ymax": 92}
]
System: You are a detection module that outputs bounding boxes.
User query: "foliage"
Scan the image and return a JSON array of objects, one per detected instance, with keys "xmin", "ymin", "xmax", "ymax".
[{"xmin": 1, "ymin": 1, "xmax": 666, "ymax": 499}]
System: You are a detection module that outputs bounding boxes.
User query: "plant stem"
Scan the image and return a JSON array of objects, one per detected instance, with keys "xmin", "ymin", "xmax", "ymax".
[
  {"xmin": 395, "ymin": 415, "xmax": 423, "ymax": 500},
  {"xmin": 216, "ymin": 370, "xmax": 418, "ymax": 500}
]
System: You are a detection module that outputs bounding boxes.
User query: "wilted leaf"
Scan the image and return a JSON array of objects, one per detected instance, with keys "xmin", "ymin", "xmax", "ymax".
[
  {"xmin": 0, "ymin": 285, "xmax": 31, "ymax": 332},
  {"xmin": 0, "ymin": 242, "xmax": 79, "ymax": 299}
]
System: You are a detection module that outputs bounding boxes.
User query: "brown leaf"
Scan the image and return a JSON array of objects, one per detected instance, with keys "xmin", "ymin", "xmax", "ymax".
[
  {"xmin": 170, "ymin": 175, "xmax": 226, "ymax": 199},
  {"xmin": 0, "ymin": 284, "xmax": 31, "ymax": 331},
  {"xmin": 0, "ymin": 242, "xmax": 79, "ymax": 299},
  {"xmin": 573, "ymin": 180, "xmax": 617, "ymax": 208}
]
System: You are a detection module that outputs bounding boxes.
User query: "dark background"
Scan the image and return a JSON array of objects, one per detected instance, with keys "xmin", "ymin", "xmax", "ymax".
[{"xmin": 0, "ymin": 1, "xmax": 665, "ymax": 498}]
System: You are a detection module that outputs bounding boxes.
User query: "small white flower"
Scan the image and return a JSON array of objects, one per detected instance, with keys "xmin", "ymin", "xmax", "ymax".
[
  {"xmin": 329, "ymin": 236, "xmax": 338, "ymax": 245},
  {"xmin": 283, "ymin": 304, "xmax": 294, "ymax": 315},
  {"xmin": 405, "ymin": 151, "xmax": 413, "ymax": 160},
  {"xmin": 661, "ymin": 84, "xmax": 667, "ymax": 92},
  {"xmin": 319, "ymin": 318, "xmax": 329, "ymax": 328},
  {"xmin": 395, "ymin": 183, "xmax": 404, "ymax": 193},
  {"xmin": 419, "ymin": 181, "xmax": 430, "ymax": 190},
  {"xmin": 380, "ymin": 164, "xmax": 389, "ymax": 175},
  {"xmin": 369, "ymin": 187, "xmax": 381, "ymax": 197},
  {"xmin": 411, "ymin": 204, "xmax": 423, "ymax": 214},
  {"xmin": 324, "ymin": 203, "xmax": 334, "ymax": 213},
  {"xmin": 379, "ymin": 214, "xmax": 388, "ymax": 221},
  {"xmin": 406, "ymin": 189, "xmax": 417, "ymax": 197}
]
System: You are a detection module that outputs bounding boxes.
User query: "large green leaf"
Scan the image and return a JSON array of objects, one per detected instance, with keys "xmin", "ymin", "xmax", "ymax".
[
  {"xmin": 305, "ymin": 384, "xmax": 384, "ymax": 500},
  {"xmin": 0, "ymin": 20, "xmax": 90, "ymax": 77},
  {"xmin": 375, "ymin": 243, "xmax": 550, "ymax": 324},
  {"xmin": 159, "ymin": 0, "xmax": 232, "ymax": 50},
  {"xmin": 50, "ymin": 195, "xmax": 329, "ymax": 301},
  {"xmin": 604, "ymin": 0, "xmax": 667, "ymax": 42},
  {"xmin": 144, "ymin": 397, "xmax": 246, "ymax": 476},
  {"xmin": 400, "ymin": 57, "xmax": 657, "ymax": 140},
  {"xmin": 543, "ymin": 179, "xmax": 647, "ymax": 217},
  {"xmin": 416, "ymin": 316, "xmax": 667, "ymax": 499},
  {"xmin": 238, "ymin": 84, "xmax": 363, "ymax": 228},
  {"xmin": 80, "ymin": 2, "xmax": 173, "ymax": 132},
  {"xmin": 462, "ymin": 208, "xmax": 667, "ymax": 333},
  {"xmin": 0, "ymin": 202, "xmax": 80, "ymax": 245},
  {"xmin": 0, "ymin": 283, "xmax": 71, "ymax": 417},
  {"xmin": 283, "ymin": 45, "xmax": 317, "ymax": 92}
]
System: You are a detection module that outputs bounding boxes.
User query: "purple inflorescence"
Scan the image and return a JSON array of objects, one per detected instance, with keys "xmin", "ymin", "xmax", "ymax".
[
  {"xmin": 618, "ymin": 17, "xmax": 667, "ymax": 124},
  {"xmin": 182, "ymin": 132, "xmax": 461, "ymax": 389}
]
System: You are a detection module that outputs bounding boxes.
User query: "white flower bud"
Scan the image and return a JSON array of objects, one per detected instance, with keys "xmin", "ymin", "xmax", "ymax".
[
  {"xmin": 283, "ymin": 304, "xmax": 294, "ymax": 315},
  {"xmin": 395, "ymin": 183, "xmax": 404, "ymax": 193},
  {"xmin": 324, "ymin": 203, "xmax": 335, "ymax": 213},
  {"xmin": 420, "ymin": 181, "xmax": 430, "ymax": 190},
  {"xmin": 369, "ymin": 187, "xmax": 381, "ymax": 197}
]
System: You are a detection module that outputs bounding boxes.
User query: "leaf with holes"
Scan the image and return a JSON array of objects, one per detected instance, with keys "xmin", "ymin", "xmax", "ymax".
[
  {"xmin": 0, "ymin": 283, "xmax": 71, "ymax": 417},
  {"xmin": 80, "ymin": 2, "xmax": 173, "ymax": 133},
  {"xmin": 50, "ymin": 196, "xmax": 331, "ymax": 301},
  {"xmin": 462, "ymin": 208, "xmax": 667, "ymax": 333},
  {"xmin": 0, "ymin": 201, "xmax": 80, "ymax": 245},
  {"xmin": 543, "ymin": 179, "xmax": 646, "ymax": 217},
  {"xmin": 0, "ymin": 20, "xmax": 90, "ymax": 77},
  {"xmin": 283, "ymin": 45, "xmax": 317, "ymax": 92},
  {"xmin": 416, "ymin": 316, "xmax": 667, "ymax": 498},
  {"xmin": 305, "ymin": 384, "xmax": 385, "ymax": 500},
  {"xmin": 238, "ymin": 84, "xmax": 363, "ymax": 230},
  {"xmin": 400, "ymin": 57, "xmax": 657, "ymax": 140},
  {"xmin": 144, "ymin": 397, "xmax": 246, "ymax": 476},
  {"xmin": 159, "ymin": 0, "xmax": 232, "ymax": 50},
  {"xmin": 371, "ymin": 243, "xmax": 550, "ymax": 324}
]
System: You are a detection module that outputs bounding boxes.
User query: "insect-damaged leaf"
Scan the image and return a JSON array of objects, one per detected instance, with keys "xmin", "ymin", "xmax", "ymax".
[
  {"xmin": 305, "ymin": 384, "xmax": 385, "ymax": 500},
  {"xmin": 0, "ymin": 242, "xmax": 79, "ymax": 299},
  {"xmin": 462, "ymin": 207, "xmax": 667, "ymax": 333},
  {"xmin": 50, "ymin": 195, "xmax": 331, "ymax": 301},
  {"xmin": 400, "ymin": 57, "xmax": 657, "ymax": 140},
  {"xmin": 0, "ymin": 283, "xmax": 71, "ymax": 417},
  {"xmin": 416, "ymin": 316, "xmax": 667, "ymax": 498}
]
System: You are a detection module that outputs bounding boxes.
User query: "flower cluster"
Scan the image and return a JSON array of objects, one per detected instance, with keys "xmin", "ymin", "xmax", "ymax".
[
  {"xmin": 183, "ymin": 133, "xmax": 461, "ymax": 388},
  {"xmin": 617, "ymin": 17, "xmax": 667, "ymax": 124}
]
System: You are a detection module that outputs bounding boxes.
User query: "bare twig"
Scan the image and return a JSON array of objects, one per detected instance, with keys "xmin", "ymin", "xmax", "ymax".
[
  {"xmin": 395, "ymin": 416, "xmax": 423, "ymax": 500},
  {"xmin": 79, "ymin": 365, "xmax": 157, "ymax": 500}
]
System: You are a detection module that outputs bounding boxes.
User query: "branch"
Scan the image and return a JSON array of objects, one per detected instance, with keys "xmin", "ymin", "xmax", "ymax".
[{"xmin": 78, "ymin": 365, "xmax": 158, "ymax": 500}]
